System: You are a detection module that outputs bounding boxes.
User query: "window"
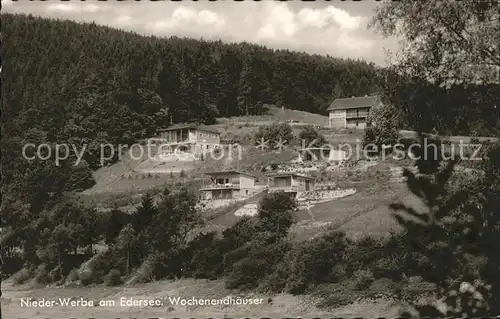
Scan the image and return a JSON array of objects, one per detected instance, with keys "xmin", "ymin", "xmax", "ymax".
[{"xmin": 246, "ymin": 190, "xmax": 249, "ymax": 195}]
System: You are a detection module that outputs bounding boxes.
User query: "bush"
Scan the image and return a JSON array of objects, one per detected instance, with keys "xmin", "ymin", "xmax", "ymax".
[
  {"xmin": 258, "ymin": 261, "xmax": 289, "ymax": 293},
  {"xmin": 78, "ymin": 251, "xmax": 116, "ymax": 286},
  {"xmin": 34, "ymin": 264, "xmax": 54, "ymax": 285},
  {"xmin": 133, "ymin": 259, "xmax": 156, "ymax": 283},
  {"xmin": 254, "ymin": 122, "xmax": 294, "ymax": 148},
  {"xmin": 225, "ymin": 257, "xmax": 270, "ymax": 290},
  {"xmin": 257, "ymin": 192, "xmax": 297, "ymax": 238},
  {"xmin": 224, "ymin": 239, "xmax": 289, "ymax": 290},
  {"xmin": 104, "ymin": 268, "xmax": 123, "ymax": 286},
  {"xmin": 13, "ymin": 267, "xmax": 33, "ymax": 285},
  {"xmin": 352, "ymin": 270, "xmax": 375, "ymax": 290},
  {"xmin": 298, "ymin": 126, "xmax": 328, "ymax": 147},
  {"xmin": 282, "ymin": 232, "xmax": 351, "ymax": 294},
  {"xmin": 184, "ymin": 232, "xmax": 224, "ymax": 279},
  {"xmin": 363, "ymin": 103, "xmax": 401, "ymax": 153},
  {"xmin": 67, "ymin": 268, "xmax": 80, "ymax": 282}
]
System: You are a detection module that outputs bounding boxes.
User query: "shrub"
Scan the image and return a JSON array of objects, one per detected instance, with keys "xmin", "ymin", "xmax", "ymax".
[
  {"xmin": 13, "ymin": 267, "xmax": 33, "ymax": 285},
  {"xmin": 133, "ymin": 259, "xmax": 156, "ymax": 283},
  {"xmin": 184, "ymin": 232, "xmax": 224, "ymax": 279},
  {"xmin": 67, "ymin": 268, "xmax": 80, "ymax": 282},
  {"xmin": 352, "ymin": 269, "xmax": 375, "ymax": 290},
  {"xmin": 363, "ymin": 103, "xmax": 401, "ymax": 153},
  {"xmin": 258, "ymin": 261, "xmax": 289, "ymax": 293},
  {"xmin": 254, "ymin": 122, "xmax": 294, "ymax": 148},
  {"xmin": 224, "ymin": 238, "xmax": 289, "ymax": 290},
  {"xmin": 79, "ymin": 250, "xmax": 116, "ymax": 286},
  {"xmin": 225, "ymin": 257, "xmax": 270, "ymax": 290},
  {"xmin": 283, "ymin": 232, "xmax": 350, "ymax": 294},
  {"xmin": 298, "ymin": 126, "xmax": 328, "ymax": 147},
  {"xmin": 257, "ymin": 192, "xmax": 297, "ymax": 238},
  {"xmin": 104, "ymin": 269, "xmax": 123, "ymax": 286},
  {"xmin": 34, "ymin": 264, "xmax": 55, "ymax": 285},
  {"xmin": 79, "ymin": 270, "xmax": 94, "ymax": 286}
]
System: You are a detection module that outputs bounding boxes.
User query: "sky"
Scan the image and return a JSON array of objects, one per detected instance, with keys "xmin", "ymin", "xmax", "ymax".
[{"xmin": 2, "ymin": 0, "xmax": 400, "ymax": 66}]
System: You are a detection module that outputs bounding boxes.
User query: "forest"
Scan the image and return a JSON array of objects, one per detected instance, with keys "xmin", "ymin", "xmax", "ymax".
[
  {"xmin": 0, "ymin": 13, "xmax": 382, "ymax": 285},
  {"xmin": 2, "ymin": 13, "xmax": 385, "ymax": 168}
]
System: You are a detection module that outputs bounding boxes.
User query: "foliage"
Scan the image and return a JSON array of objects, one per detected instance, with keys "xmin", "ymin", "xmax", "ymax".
[
  {"xmin": 183, "ymin": 231, "xmax": 224, "ymax": 279},
  {"xmin": 389, "ymin": 138, "xmax": 500, "ymax": 317},
  {"xmin": 116, "ymin": 224, "xmax": 137, "ymax": 277},
  {"xmin": 372, "ymin": 1, "xmax": 500, "ymax": 136},
  {"xmin": 104, "ymin": 269, "xmax": 123, "ymax": 287},
  {"xmin": 257, "ymin": 192, "xmax": 297, "ymax": 239},
  {"xmin": 372, "ymin": 1, "xmax": 500, "ymax": 316},
  {"xmin": 298, "ymin": 126, "xmax": 328, "ymax": 148},
  {"xmin": 254, "ymin": 122, "xmax": 294, "ymax": 148},
  {"xmin": 371, "ymin": 1, "xmax": 499, "ymax": 85},
  {"xmin": 363, "ymin": 103, "xmax": 401, "ymax": 152},
  {"xmin": 280, "ymin": 232, "xmax": 350, "ymax": 294},
  {"xmin": 224, "ymin": 237, "xmax": 290, "ymax": 290}
]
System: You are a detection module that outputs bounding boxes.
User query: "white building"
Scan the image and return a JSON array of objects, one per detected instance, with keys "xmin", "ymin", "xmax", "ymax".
[
  {"xmin": 268, "ymin": 173, "xmax": 316, "ymax": 199},
  {"xmin": 148, "ymin": 124, "xmax": 221, "ymax": 160},
  {"xmin": 200, "ymin": 170, "xmax": 257, "ymax": 200}
]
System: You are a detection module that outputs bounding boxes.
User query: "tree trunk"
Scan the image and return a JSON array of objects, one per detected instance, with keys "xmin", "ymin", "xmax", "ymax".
[
  {"xmin": 58, "ymin": 253, "xmax": 63, "ymax": 280},
  {"xmin": 126, "ymin": 248, "xmax": 130, "ymax": 276}
]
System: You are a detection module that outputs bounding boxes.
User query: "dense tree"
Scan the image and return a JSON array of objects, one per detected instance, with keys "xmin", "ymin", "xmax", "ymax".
[
  {"xmin": 363, "ymin": 102, "xmax": 402, "ymax": 152},
  {"xmin": 372, "ymin": 1, "xmax": 500, "ymax": 136},
  {"xmin": 372, "ymin": 1, "xmax": 500, "ymax": 317},
  {"xmin": 257, "ymin": 192, "xmax": 297, "ymax": 239},
  {"xmin": 254, "ymin": 122, "xmax": 294, "ymax": 149},
  {"xmin": 298, "ymin": 126, "xmax": 328, "ymax": 148}
]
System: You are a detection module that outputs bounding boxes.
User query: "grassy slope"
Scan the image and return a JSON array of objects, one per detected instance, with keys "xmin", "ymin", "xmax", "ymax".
[
  {"xmin": 218, "ymin": 106, "xmax": 330, "ymax": 127},
  {"xmin": 81, "ymin": 106, "xmax": 329, "ymax": 196},
  {"xmin": 5, "ymin": 109, "xmax": 442, "ymax": 317},
  {"xmin": 2, "ymin": 278, "xmax": 415, "ymax": 318}
]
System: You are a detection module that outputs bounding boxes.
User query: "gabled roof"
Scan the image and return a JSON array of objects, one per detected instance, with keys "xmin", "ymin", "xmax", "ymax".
[
  {"xmin": 327, "ymin": 95, "xmax": 380, "ymax": 111},
  {"xmin": 159, "ymin": 123, "xmax": 219, "ymax": 134},
  {"xmin": 204, "ymin": 170, "xmax": 256, "ymax": 178},
  {"xmin": 268, "ymin": 173, "xmax": 315, "ymax": 180}
]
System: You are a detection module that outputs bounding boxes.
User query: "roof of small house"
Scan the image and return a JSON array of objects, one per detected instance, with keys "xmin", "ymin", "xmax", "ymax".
[
  {"xmin": 327, "ymin": 95, "xmax": 380, "ymax": 111},
  {"xmin": 268, "ymin": 173, "xmax": 315, "ymax": 180},
  {"xmin": 158, "ymin": 123, "xmax": 220, "ymax": 134},
  {"xmin": 204, "ymin": 170, "xmax": 256, "ymax": 178}
]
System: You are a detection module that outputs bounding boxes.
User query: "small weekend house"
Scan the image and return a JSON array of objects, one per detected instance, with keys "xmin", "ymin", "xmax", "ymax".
[
  {"xmin": 199, "ymin": 170, "xmax": 257, "ymax": 200},
  {"xmin": 149, "ymin": 123, "xmax": 221, "ymax": 160},
  {"xmin": 268, "ymin": 173, "xmax": 316, "ymax": 198}
]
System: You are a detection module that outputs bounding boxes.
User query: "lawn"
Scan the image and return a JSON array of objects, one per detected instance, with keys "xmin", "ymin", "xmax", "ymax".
[{"xmin": 290, "ymin": 183, "xmax": 412, "ymax": 241}]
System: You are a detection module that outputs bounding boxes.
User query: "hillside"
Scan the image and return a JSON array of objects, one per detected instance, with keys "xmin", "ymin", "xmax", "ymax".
[
  {"xmin": 3, "ymin": 13, "xmax": 381, "ymax": 164},
  {"xmin": 218, "ymin": 105, "xmax": 330, "ymax": 127},
  {"xmin": 2, "ymin": 278, "xmax": 420, "ymax": 318}
]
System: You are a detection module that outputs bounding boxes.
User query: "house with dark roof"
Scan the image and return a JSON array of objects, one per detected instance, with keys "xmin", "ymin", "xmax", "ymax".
[
  {"xmin": 327, "ymin": 95, "xmax": 381, "ymax": 129},
  {"xmin": 199, "ymin": 170, "xmax": 257, "ymax": 200}
]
